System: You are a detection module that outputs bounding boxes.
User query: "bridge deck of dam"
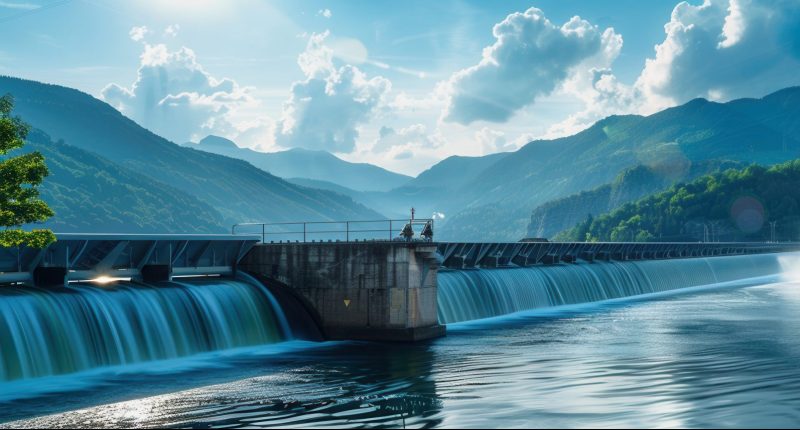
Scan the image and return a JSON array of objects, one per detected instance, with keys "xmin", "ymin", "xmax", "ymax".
[
  {"xmin": 0, "ymin": 233, "xmax": 261, "ymax": 285},
  {"xmin": 231, "ymin": 219, "xmax": 800, "ymax": 268},
  {"xmin": 249, "ymin": 239, "xmax": 800, "ymax": 269},
  {"xmin": 435, "ymin": 241, "xmax": 800, "ymax": 268},
  {"xmin": 3, "ymin": 232, "xmax": 797, "ymax": 286}
]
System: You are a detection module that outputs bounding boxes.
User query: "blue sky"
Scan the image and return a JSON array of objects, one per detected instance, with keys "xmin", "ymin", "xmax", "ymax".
[{"xmin": 2, "ymin": 0, "xmax": 799, "ymax": 175}]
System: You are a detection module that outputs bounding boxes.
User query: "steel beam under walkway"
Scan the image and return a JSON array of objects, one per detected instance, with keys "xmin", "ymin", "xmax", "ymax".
[{"xmin": 0, "ymin": 233, "xmax": 261, "ymax": 286}]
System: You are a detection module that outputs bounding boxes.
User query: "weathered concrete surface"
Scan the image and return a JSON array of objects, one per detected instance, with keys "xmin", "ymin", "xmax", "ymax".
[{"xmin": 240, "ymin": 242, "xmax": 445, "ymax": 342}]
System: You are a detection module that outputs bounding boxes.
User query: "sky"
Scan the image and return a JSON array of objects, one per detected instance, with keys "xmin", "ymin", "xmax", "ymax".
[{"xmin": 1, "ymin": 0, "xmax": 799, "ymax": 176}]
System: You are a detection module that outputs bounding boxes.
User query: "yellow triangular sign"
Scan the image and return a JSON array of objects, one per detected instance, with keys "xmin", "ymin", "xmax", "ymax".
[{"xmin": 344, "ymin": 299, "xmax": 351, "ymax": 307}]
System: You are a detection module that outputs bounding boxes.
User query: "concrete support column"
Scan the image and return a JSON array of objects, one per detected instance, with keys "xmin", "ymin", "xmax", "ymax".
[{"xmin": 239, "ymin": 242, "xmax": 445, "ymax": 342}]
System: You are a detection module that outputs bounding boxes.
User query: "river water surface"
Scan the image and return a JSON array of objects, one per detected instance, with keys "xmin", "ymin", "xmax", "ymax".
[{"xmin": 2, "ymin": 278, "xmax": 800, "ymax": 428}]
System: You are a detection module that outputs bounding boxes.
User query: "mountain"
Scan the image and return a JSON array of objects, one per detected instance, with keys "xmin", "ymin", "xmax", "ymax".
[
  {"xmin": 557, "ymin": 160, "xmax": 800, "ymax": 242},
  {"xmin": 189, "ymin": 135, "xmax": 412, "ymax": 192},
  {"xmin": 308, "ymin": 152, "xmax": 515, "ymax": 222},
  {"xmin": 526, "ymin": 160, "xmax": 747, "ymax": 239},
  {"xmin": 286, "ymin": 177, "xmax": 361, "ymax": 197},
  {"xmin": 408, "ymin": 152, "xmax": 509, "ymax": 189},
  {"xmin": 0, "ymin": 76, "xmax": 383, "ymax": 231},
  {"xmin": 436, "ymin": 88, "xmax": 800, "ymax": 241},
  {"xmin": 23, "ymin": 129, "xmax": 226, "ymax": 233}
]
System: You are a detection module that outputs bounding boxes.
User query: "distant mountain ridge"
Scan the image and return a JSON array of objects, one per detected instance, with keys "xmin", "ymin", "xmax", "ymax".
[
  {"xmin": 4, "ymin": 75, "xmax": 800, "ymax": 241},
  {"xmin": 0, "ymin": 76, "xmax": 382, "ymax": 231},
  {"xmin": 435, "ymin": 87, "xmax": 800, "ymax": 241},
  {"xmin": 189, "ymin": 135, "xmax": 412, "ymax": 192}
]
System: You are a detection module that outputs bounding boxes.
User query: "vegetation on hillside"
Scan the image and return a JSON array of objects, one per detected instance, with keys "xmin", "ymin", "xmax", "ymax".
[
  {"xmin": 24, "ymin": 129, "xmax": 227, "ymax": 233},
  {"xmin": 527, "ymin": 160, "xmax": 746, "ymax": 239},
  {"xmin": 557, "ymin": 160, "xmax": 800, "ymax": 242}
]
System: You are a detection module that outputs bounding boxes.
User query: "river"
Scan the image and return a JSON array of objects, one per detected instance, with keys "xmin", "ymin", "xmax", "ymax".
[{"xmin": 2, "ymin": 276, "xmax": 800, "ymax": 428}]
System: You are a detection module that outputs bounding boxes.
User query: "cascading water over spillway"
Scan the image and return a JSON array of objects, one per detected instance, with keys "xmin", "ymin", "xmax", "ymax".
[
  {"xmin": 437, "ymin": 253, "xmax": 789, "ymax": 324},
  {"xmin": 0, "ymin": 278, "xmax": 289, "ymax": 382}
]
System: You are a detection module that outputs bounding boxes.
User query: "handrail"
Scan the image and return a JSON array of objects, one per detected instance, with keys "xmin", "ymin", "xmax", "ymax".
[{"xmin": 232, "ymin": 219, "xmax": 435, "ymax": 243}]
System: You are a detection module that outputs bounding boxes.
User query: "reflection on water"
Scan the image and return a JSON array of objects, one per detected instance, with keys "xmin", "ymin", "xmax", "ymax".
[{"xmin": 4, "ymin": 282, "xmax": 800, "ymax": 428}]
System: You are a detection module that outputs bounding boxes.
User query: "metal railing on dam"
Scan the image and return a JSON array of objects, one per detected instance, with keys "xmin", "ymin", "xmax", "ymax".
[
  {"xmin": 232, "ymin": 219, "xmax": 435, "ymax": 243},
  {"xmin": 0, "ymin": 233, "xmax": 261, "ymax": 285},
  {"xmin": 230, "ymin": 220, "xmax": 800, "ymax": 268},
  {"xmin": 436, "ymin": 241, "xmax": 800, "ymax": 268}
]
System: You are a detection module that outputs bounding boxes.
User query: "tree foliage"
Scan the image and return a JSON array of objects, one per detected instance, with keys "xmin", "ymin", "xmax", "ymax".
[
  {"xmin": 0, "ymin": 94, "xmax": 55, "ymax": 248},
  {"xmin": 557, "ymin": 160, "xmax": 800, "ymax": 242}
]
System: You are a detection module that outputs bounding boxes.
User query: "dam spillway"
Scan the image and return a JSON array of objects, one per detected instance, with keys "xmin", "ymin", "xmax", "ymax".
[
  {"xmin": 239, "ymin": 240, "xmax": 799, "ymax": 341},
  {"xmin": 437, "ymin": 252, "xmax": 790, "ymax": 324},
  {"xmin": 2, "ymin": 236, "xmax": 799, "ymax": 337},
  {"xmin": 0, "ymin": 233, "xmax": 798, "ymax": 379},
  {"xmin": 0, "ymin": 278, "xmax": 289, "ymax": 382}
]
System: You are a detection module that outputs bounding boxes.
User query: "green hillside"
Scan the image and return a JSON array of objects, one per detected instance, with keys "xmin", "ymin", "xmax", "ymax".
[
  {"xmin": 0, "ymin": 76, "xmax": 383, "ymax": 229},
  {"xmin": 526, "ymin": 160, "xmax": 746, "ymax": 239},
  {"xmin": 557, "ymin": 160, "xmax": 800, "ymax": 242},
  {"xmin": 24, "ymin": 130, "xmax": 226, "ymax": 233},
  {"xmin": 437, "ymin": 88, "xmax": 800, "ymax": 241}
]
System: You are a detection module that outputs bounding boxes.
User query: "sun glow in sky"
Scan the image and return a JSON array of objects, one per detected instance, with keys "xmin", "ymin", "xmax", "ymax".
[{"xmin": 1, "ymin": 0, "xmax": 799, "ymax": 175}]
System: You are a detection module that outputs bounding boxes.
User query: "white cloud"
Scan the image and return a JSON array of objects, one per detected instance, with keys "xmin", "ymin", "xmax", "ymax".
[
  {"xmin": 475, "ymin": 127, "xmax": 519, "ymax": 154},
  {"xmin": 274, "ymin": 31, "xmax": 391, "ymax": 153},
  {"xmin": 441, "ymin": 7, "xmax": 621, "ymax": 125},
  {"xmin": 129, "ymin": 26, "xmax": 148, "ymax": 42},
  {"xmin": 102, "ymin": 43, "xmax": 259, "ymax": 144},
  {"xmin": 536, "ymin": 0, "xmax": 800, "ymax": 138},
  {"xmin": 164, "ymin": 24, "xmax": 181, "ymax": 38},
  {"xmin": 544, "ymin": 68, "xmax": 637, "ymax": 138},
  {"xmin": 635, "ymin": 0, "xmax": 800, "ymax": 113},
  {"xmin": 318, "ymin": 8, "xmax": 332, "ymax": 19}
]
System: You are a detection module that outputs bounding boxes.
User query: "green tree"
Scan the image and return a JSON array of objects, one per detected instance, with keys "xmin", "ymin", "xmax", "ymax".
[{"xmin": 0, "ymin": 94, "xmax": 55, "ymax": 248}]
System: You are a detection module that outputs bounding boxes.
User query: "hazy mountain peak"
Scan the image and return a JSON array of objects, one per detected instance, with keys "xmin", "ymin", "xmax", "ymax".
[
  {"xmin": 188, "ymin": 135, "xmax": 411, "ymax": 192},
  {"xmin": 198, "ymin": 135, "xmax": 239, "ymax": 149}
]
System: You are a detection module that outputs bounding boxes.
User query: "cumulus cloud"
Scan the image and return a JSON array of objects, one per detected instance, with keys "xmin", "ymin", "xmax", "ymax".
[
  {"xmin": 318, "ymin": 8, "xmax": 332, "ymax": 18},
  {"xmin": 129, "ymin": 26, "xmax": 148, "ymax": 42},
  {"xmin": 102, "ymin": 43, "xmax": 258, "ymax": 144},
  {"xmin": 538, "ymin": 0, "xmax": 800, "ymax": 137},
  {"xmin": 474, "ymin": 127, "xmax": 520, "ymax": 154},
  {"xmin": 543, "ymin": 68, "xmax": 637, "ymax": 137},
  {"xmin": 442, "ymin": 7, "xmax": 621, "ymax": 125},
  {"xmin": 274, "ymin": 31, "xmax": 391, "ymax": 153},
  {"xmin": 635, "ymin": 0, "xmax": 800, "ymax": 112}
]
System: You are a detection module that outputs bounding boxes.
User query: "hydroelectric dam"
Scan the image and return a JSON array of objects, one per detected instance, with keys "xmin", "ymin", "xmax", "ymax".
[{"xmin": 0, "ymin": 223, "xmax": 798, "ymax": 353}]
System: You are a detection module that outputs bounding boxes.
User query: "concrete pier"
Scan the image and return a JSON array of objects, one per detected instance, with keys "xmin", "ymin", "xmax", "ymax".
[{"xmin": 239, "ymin": 242, "xmax": 445, "ymax": 342}]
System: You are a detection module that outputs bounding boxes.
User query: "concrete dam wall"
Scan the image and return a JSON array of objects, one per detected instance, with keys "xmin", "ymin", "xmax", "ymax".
[
  {"xmin": 239, "ymin": 242, "xmax": 444, "ymax": 342},
  {"xmin": 240, "ymin": 241, "xmax": 799, "ymax": 341}
]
